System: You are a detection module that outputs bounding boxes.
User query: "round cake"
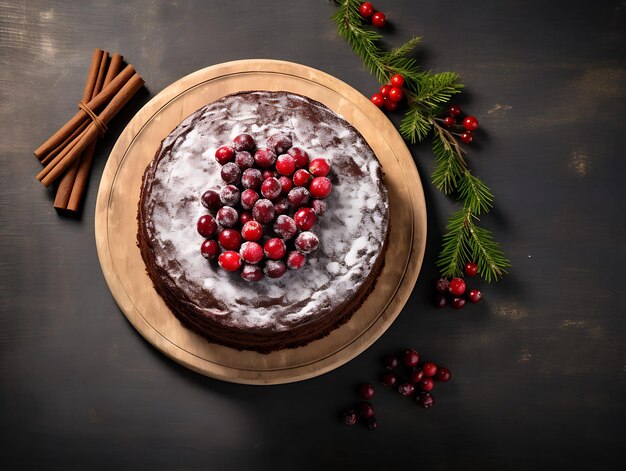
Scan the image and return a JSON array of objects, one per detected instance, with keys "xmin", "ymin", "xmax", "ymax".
[{"xmin": 137, "ymin": 91, "xmax": 389, "ymax": 352}]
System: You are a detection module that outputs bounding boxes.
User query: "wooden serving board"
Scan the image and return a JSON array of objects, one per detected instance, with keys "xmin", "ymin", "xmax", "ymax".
[{"xmin": 95, "ymin": 59, "xmax": 426, "ymax": 384}]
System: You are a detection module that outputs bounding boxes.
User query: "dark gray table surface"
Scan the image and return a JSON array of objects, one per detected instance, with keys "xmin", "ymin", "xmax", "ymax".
[{"xmin": 1, "ymin": 1, "xmax": 624, "ymax": 469}]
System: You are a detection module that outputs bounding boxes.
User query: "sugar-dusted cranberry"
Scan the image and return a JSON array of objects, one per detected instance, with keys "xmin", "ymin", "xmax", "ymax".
[
  {"xmin": 409, "ymin": 368, "xmax": 424, "ymax": 384},
  {"xmin": 215, "ymin": 145, "xmax": 235, "ymax": 165},
  {"xmin": 233, "ymin": 133, "xmax": 255, "ymax": 152},
  {"xmin": 464, "ymin": 261, "xmax": 478, "ymax": 277},
  {"xmin": 254, "ymin": 148, "xmax": 277, "ymax": 168},
  {"xmin": 435, "ymin": 367, "xmax": 451, "ymax": 382},
  {"xmin": 358, "ymin": 383, "xmax": 375, "ymax": 400},
  {"xmin": 420, "ymin": 377, "xmax": 434, "ymax": 392},
  {"xmin": 201, "ymin": 189, "xmax": 222, "ymax": 210},
  {"xmin": 264, "ymin": 259, "xmax": 287, "ymax": 278},
  {"xmin": 288, "ymin": 146, "xmax": 309, "ymax": 168},
  {"xmin": 200, "ymin": 239, "xmax": 219, "ymax": 259},
  {"xmin": 239, "ymin": 211, "xmax": 253, "ymax": 225},
  {"xmin": 220, "ymin": 185, "xmax": 240, "ymax": 207},
  {"xmin": 435, "ymin": 277, "xmax": 450, "ymax": 294},
  {"xmin": 261, "ymin": 177, "xmax": 282, "ymax": 200},
  {"xmin": 294, "ymin": 207, "xmax": 316, "ymax": 231},
  {"xmin": 235, "ymin": 151, "xmax": 254, "ymax": 169},
  {"xmin": 293, "ymin": 169, "xmax": 312, "ymax": 187},
  {"xmin": 241, "ymin": 168, "xmax": 262, "ymax": 190},
  {"xmin": 240, "ymin": 189, "xmax": 259, "ymax": 210},
  {"xmin": 278, "ymin": 176, "xmax": 293, "ymax": 195},
  {"xmin": 358, "ymin": 402, "xmax": 375, "ymax": 419},
  {"xmin": 197, "ymin": 214, "xmax": 217, "ymax": 237},
  {"xmin": 218, "ymin": 228, "xmax": 242, "ymax": 251},
  {"xmin": 419, "ymin": 392, "xmax": 435, "ymax": 409},
  {"xmin": 218, "ymin": 251, "xmax": 242, "ymax": 272},
  {"xmin": 216, "ymin": 206, "xmax": 238, "ymax": 228},
  {"xmin": 381, "ymin": 371, "xmax": 398, "ymax": 388},
  {"xmin": 435, "ymin": 295, "xmax": 447, "ymax": 308},
  {"xmin": 220, "ymin": 162, "xmax": 241, "ymax": 184},
  {"xmin": 273, "ymin": 196, "xmax": 289, "ymax": 215},
  {"xmin": 295, "ymin": 231, "xmax": 319, "ymax": 253},
  {"xmin": 273, "ymin": 215, "xmax": 297, "ymax": 239},
  {"xmin": 342, "ymin": 410, "xmax": 358, "ymax": 427},
  {"xmin": 309, "ymin": 158, "xmax": 330, "ymax": 177},
  {"xmin": 240, "ymin": 241, "xmax": 264, "ymax": 264},
  {"xmin": 398, "ymin": 382, "xmax": 415, "ymax": 397},
  {"xmin": 311, "ymin": 199, "xmax": 327, "ymax": 215},
  {"xmin": 468, "ymin": 289, "xmax": 482, "ymax": 304},
  {"xmin": 252, "ymin": 199, "xmax": 275, "ymax": 224},
  {"xmin": 451, "ymin": 297, "xmax": 466, "ymax": 309},
  {"xmin": 241, "ymin": 263, "xmax": 263, "ymax": 282},
  {"xmin": 402, "ymin": 349, "xmax": 420, "ymax": 367},
  {"xmin": 264, "ymin": 238, "xmax": 286, "ymax": 260},
  {"xmin": 266, "ymin": 133, "xmax": 292, "ymax": 154},
  {"xmin": 449, "ymin": 277, "xmax": 466, "ymax": 296},
  {"xmin": 309, "ymin": 177, "xmax": 332, "ymax": 199},
  {"xmin": 384, "ymin": 354, "xmax": 399, "ymax": 370},
  {"xmin": 366, "ymin": 417, "xmax": 378, "ymax": 431},
  {"xmin": 262, "ymin": 170, "xmax": 277, "ymax": 180},
  {"xmin": 276, "ymin": 154, "xmax": 296, "ymax": 176},
  {"xmin": 287, "ymin": 187, "xmax": 310, "ymax": 208},
  {"xmin": 286, "ymin": 251, "xmax": 305, "ymax": 269},
  {"xmin": 241, "ymin": 221, "xmax": 262, "ymax": 241},
  {"xmin": 422, "ymin": 362, "xmax": 438, "ymax": 377}
]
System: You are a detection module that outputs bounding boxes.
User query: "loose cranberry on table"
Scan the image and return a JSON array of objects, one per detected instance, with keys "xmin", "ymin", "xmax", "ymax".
[
  {"xmin": 435, "ymin": 295, "xmax": 447, "ymax": 308},
  {"xmin": 402, "ymin": 349, "xmax": 420, "ymax": 367},
  {"xmin": 218, "ymin": 228, "xmax": 242, "ymax": 251},
  {"xmin": 264, "ymin": 238, "xmax": 287, "ymax": 260},
  {"xmin": 276, "ymin": 154, "xmax": 296, "ymax": 176},
  {"xmin": 218, "ymin": 251, "xmax": 242, "ymax": 272},
  {"xmin": 461, "ymin": 131, "xmax": 473, "ymax": 144},
  {"xmin": 371, "ymin": 11, "xmax": 386, "ymax": 28},
  {"xmin": 464, "ymin": 261, "xmax": 478, "ymax": 277},
  {"xmin": 201, "ymin": 189, "xmax": 222, "ymax": 210},
  {"xmin": 294, "ymin": 207, "xmax": 316, "ymax": 231},
  {"xmin": 309, "ymin": 158, "xmax": 330, "ymax": 177},
  {"xmin": 366, "ymin": 417, "xmax": 378, "ymax": 431},
  {"xmin": 309, "ymin": 177, "xmax": 332, "ymax": 199},
  {"xmin": 398, "ymin": 382, "xmax": 415, "ymax": 397},
  {"xmin": 388, "ymin": 86, "xmax": 403, "ymax": 102},
  {"xmin": 220, "ymin": 185, "xmax": 240, "ymax": 207},
  {"xmin": 200, "ymin": 239, "xmax": 219, "ymax": 260},
  {"xmin": 342, "ymin": 409, "xmax": 358, "ymax": 426},
  {"xmin": 448, "ymin": 277, "xmax": 466, "ymax": 296},
  {"xmin": 468, "ymin": 289, "xmax": 483, "ymax": 304},
  {"xmin": 252, "ymin": 199, "xmax": 275, "ymax": 224},
  {"xmin": 419, "ymin": 392, "xmax": 435, "ymax": 409},
  {"xmin": 295, "ymin": 231, "xmax": 319, "ymax": 253},
  {"xmin": 288, "ymin": 147, "xmax": 309, "ymax": 168},
  {"xmin": 241, "ymin": 168, "xmax": 263, "ymax": 190},
  {"xmin": 293, "ymin": 169, "xmax": 312, "ymax": 187},
  {"xmin": 264, "ymin": 260, "xmax": 287, "ymax": 278},
  {"xmin": 197, "ymin": 214, "xmax": 217, "ymax": 237},
  {"xmin": 358, "ymin": 402, "xmax": 375, "ymax": 419},
  {"xmin": 435, "ymin": 367, "xmax": 451, "ymax": 383},
  {"xmin": 241, "ymin": 220, "xmax": 263, "ymax": 241},
  {"xmin": 261, "ymin": 177, "xmax": 282, "ymax": 200},
  {"xmin": 463, "ymin": 115, "xmax": 479, "ymax": 131},
  {"xmin": 273, "ymin": 196, "xmax": 289, "ymax": 215},
  {"xmin": 278, "ymin": 176, "xmax": 293, "ymax": 194},
  {"xmin": 233, "ymin": 133, "xmax": 255, "ymax": 152},
  {"xmin": 286, "ymin": 251, "xmax": 306, "ymax": 270},
  {"xmin": 311, "ymin": 199, "xmax": 327, "ymax": 215},
  {"xmin": 287, "ymin": 187, "xmax": 310, "ymax": 208},
  {"xmin": 240, "ymin": 189, "xmax": 260, "ymax": 211},
  {"xmin": 254, "ymin": 148, "xmax": 277, "ymax": 168},
  {"xmin": 381, "ymin": 371, "xmax": 398, "ymax": 388},
  {"xmin": 241, "ymin": 263, "xmax": 263, "ymax": 282},
  {"xmin": 239, "ymin": 212, "xmax": 253, "ymax": 225},
  {"xmin": 358, "ymin": 383, "xmax": 375, "ymax": 400},
  {"xmin": 240, "ymin": 241, "xmax": 264, "ymax": 264},
  {"xmin": 384, "ymin": 353, "xmax": 399, "ymax": 370},
  {"xmin": 273, "ymin": 215, "xmax": 297, "ymax": 239},
  {"xmin": 451, "ymin": 297, "xmax": 466, "ymax": 309},
  {"xmin": 220, "ymin": 162, "xmax": 241, "ymax": 184},
  {"xmin": 214, "ymin": 145, "xmax": 235, "ymax": 165},
  {"xmin": 216, "ymin": 206, "xmax": 239, "ymax": 228},
  {"xmin": 266, "ymin": 133, "xmax": 292, "ymax": 155},
  {"xmin": 235, "ymin": 151, "xmax": 254, "ymax": 169},
  {"xmin": 409, "ymin": 368, "xmax": 424, "ymax": 384},
  {"xmin": 420, "ymin": 377, "xmax": 434, "ymax": 392},
  {"xmin": 359, "ymin": 2, "xmax": 374, "ymax": 18},
  {"xmin": 422, "ymin": 362, "xmax": 438, "ymax": 377}
]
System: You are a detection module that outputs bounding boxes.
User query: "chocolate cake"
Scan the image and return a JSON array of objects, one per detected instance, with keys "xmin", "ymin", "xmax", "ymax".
[{"xmin": 137, "ymin": 91, "xmax": 389, "ymax": 352}]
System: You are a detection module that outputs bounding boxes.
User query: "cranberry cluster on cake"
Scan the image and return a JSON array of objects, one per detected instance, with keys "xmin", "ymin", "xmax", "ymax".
[
  {"xmin": 138, "ymin": 91, "xmax": 390, "ymax": 353},
  {"xmin": 197, "ymin": 132, "xmax": 334, "ymax": 281}
]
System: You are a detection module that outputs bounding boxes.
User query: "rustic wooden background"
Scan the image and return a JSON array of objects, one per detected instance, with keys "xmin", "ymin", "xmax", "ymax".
[{"xmin": 1, "ymin": 1, "xmax": 624, "ymax": 469}]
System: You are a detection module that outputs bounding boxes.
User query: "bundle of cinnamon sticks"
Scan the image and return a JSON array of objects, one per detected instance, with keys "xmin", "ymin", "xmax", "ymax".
[{"xmin": 34, "ymin": 48, "xmax": 144, "ymax": 212}]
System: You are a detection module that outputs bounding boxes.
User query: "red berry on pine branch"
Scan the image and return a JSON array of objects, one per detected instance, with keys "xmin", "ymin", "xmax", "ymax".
[
  {"xmin": 463, "ymin": 115, "xmax": 479, "ymax": 131},
  {"xmin": 390, "ymin": 74, "xmax": 405, "ymax": 87},
  {"xmin": 461, "ymin": 131, "xmax": 473, "ymax": 144},
  {"xmin": 371, "ymin": 93, "xmax": 384, "ymax": 108},
  {"xmin": 359, "ymin": 2, "xmax": 375, "ymax": 19},
  {"xmin": 383, "ymin": 98, "xmax": 398, "ymax": 111},
  {"xmin": 443, "ymin": 116, "xmax": 456, "ymax": 127},
  {"xmin": 371, "ymin": 11, "xmax": 386, "ymax": 28},
  {"xmin": 449, "ymin": 105, "xmax": 462, "ymax": 117},
  {"xmin": 379, "ymin": 84, "xmax": 392, "ymax": 97},
  {"xmin": 388, "ymin": 86, "xmax": 403, "ymax": 102}
]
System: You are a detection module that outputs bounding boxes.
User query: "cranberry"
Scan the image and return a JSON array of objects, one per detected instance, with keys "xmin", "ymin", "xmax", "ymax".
[
  {"xmin": 240, "ymin": 241, "xmax": 264, "ymax": 264},
  {"xmin": 241, "ymin": 220, "xmax": 263, "ymax": 241},
  {"xmin": 254, "ymin": 148, "xmax": 277, "ymax": 168},
  {"xmin": 379, "ymin": 84, "xmax": 392, "ymax": 97},
  {"xmin": 239, "ymin": 189, "xmax": 259, "ymax": 210},
  {"xmin": 420, "ymin": 377, "xmax": 434, "ymax": 392},
  {"xmin": 464, "ymin": 261, "xmax": 478, "ymax": 277},
  {"xmin": 342, "ymin": 409, "xmax": 358, "ymax": 426},
  {"xmin": 435, "ymin": 367, "xmax": 451, "ymax": 382},
  {"xmin": 261, "ymin": 177, "xmax": 282, "ymax": 200},
  {"xmin": 402, "ymin": 349, "xmax": 420, "ymax": 367},
  {"xmin": 293, "ymin": 169, "xmax": 312, "ymax": 187},
  {"xmin": 235, "ymin": 151, "xmax": 254, "ymax": 169},
  {"xmin": 252, "ymin": 199, "xmax": 275, "ymax": 224},
  {"xmin": 383, "ymin": 98, "xmax": 398, "ymax": 111},
  {"xmin": 366, "ymin": 417, "xmax": 378, "ymax": 431},
  {"xmin": 220, "ymin": 185, "xmax": 240, "ymax": 207},
  {"xmin": 443, "ymin": 116, "xmax": 456, "ymax": 127},
  {"xmin": 197, "ymin": 214, "xmax": 217, "ymax": 237},
  {"xmin": 215, "ymin": 145, "xmax": 235, "ymax": 165},
  {"xmin": 294, "ymin": 207, "xmax": 316, "ymax": 230},
  {"xmin": 359, "ymin": 2, "xmax": 374, "ymax": 18},
  {"xmin": 309, "ymin": 177, "xmax": 332, "ymax": 199},
  {"xmin": 295, "ymin": 231, "xmax": 319, "ymax": 253},
  {"xmin": 371, "ymin": 11, "xmax": 386, "ymax": 28},
  {"xmin": 398, "ymin": 382, "xmax": 415, "ymax": 397},
  {"xmin": 218, "ymin": 251, "xmax": 242, "ymax": 272},
  {"xmin": 449, "ymin": 105, "xmax": 462, "ymax": 117},
  {"xmin": 201, "ymin": 189, "xmax": 222, "ymax": 210},
  {"xmin": 286, "ymin": 251, "xmax": 306, "ymax": 270},
  {"xmin": 390, "ymin": 74, "xmax": 405, "ymax": 87},
  {"xmin": 422, "ymin": 362, "xmax": 438, "ymax": 377},
  {"xmin": 358, "ymin": 383, "xmax": 375, "ymax": 400},
  {"xmin": 266, "ymin": 133, "xmax": 292, "ymax": 155},
  {"xmin": 239, "ymin": 211, "xmax": 253, "ymax": 225},
  {"xmin": 449, "ymin": 277, "xmax": 466, "ymax": 296},
  {"xmin": 241, "ymin": 168, "xmax": 263, "ymax": 190},
  {"xmin": 435, "ymin": 277, "xmax": 450, "ymax": 294},
  {"xmin": 288, "ymin": 147, "xmax": 309, "ymax": 168},
  {"xmin": 419, "ymin": 392, "xmax": 435, "ymax": 409},
  {"xmin": 276, "ymin": 154, "xmax": 296, "ymax": 176},
  {"xmin": 384, "ymin": 354, "xmax": 399, "ymax": 370},
  {"xmin": 262, "ymin": 169, "xmax": 277, "ymax": 180},
  {"xmin": 233, "ymin": 134, "xmax": 255, "ymax": 152},
  {"xmin": 311, "ymin": 199, "xmax": 327, "ymax": 215},
  {"xmin": 309, "ymin": 158, "xmax": 330, "ymax": 177},
  {"xmin": 468, "ymin": 289, "xmax": 482, "ymax": 304},
  {"xmin": 358, "ymin": 402, "xmax": 375, "ymax": 419},
  {"xmin": 264, "ymin": 238, "xmax": 286, "ymax": 260},
  {"xmin": 409, "ymin": 368, "xmax": 424, "ymax": 384},
  {"xmin": 287, "ymin": 187, "xmax": 311, "ymax": 208},
  {"xmin": 218, "ymin": 228, "xmax": 242, "ymax": 251},
  {"xmin": 264, "ymin": 259, "xmax": 287, "ymax": 278},
  {"xmin": 388, "ymin": 86, "xmax": 403, "ymax": 102},
  {"xmin": 463, "ymin": 115, "xmax": 479, "ymax": 131},
  {"xmin": 200, "ymin": 239, "xmax": 219, "ymax": 259},
  {"xmin": 451, "ymin": 297, "xmax": 466, "ymax": 309},
  {"xmin": 371, "ymin": 93, "xmax": 384, "ymax": 107},
  {"xmin": 220, "ymin": 162, "xmax": 241, "ymax": 184},
  {"xmin": 435, "ymin": 295, "xmax": 447, "ymax": 308},
  {"xmin": 273, "ymin": 215, "xmax": 297, "ymax": 239},
  {"xmin": 216, "ymin": 206, "xmax": 238, "ymax": 228},
  {"xmin": 278, "ymin": 176, "xmax": 293, "ymax": 194},
  {"xmin": 273, "ymin": 196, "xmax": 289, "ymax": 215},
  {"xmin": 381, "ymin": 371, "xmax": 398, "ymax": 388},
  {"xmin": 241, "ymin": 263, "xmax": 263, "ymax": 282},
  {"xmin": 461, "ymin": 131, "xmax": 473, "ymax": 144}
]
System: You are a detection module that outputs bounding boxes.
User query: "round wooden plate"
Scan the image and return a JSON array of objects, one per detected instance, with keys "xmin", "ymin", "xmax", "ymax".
[{"xmin": 95, "ymin": 59, "xmax": 426, "ymax": 384}]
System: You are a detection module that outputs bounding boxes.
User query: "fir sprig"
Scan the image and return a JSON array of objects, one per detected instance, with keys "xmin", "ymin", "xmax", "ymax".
[{"xmin": 333, "ymin": 0, "xmax": 510, "ymax": 281}]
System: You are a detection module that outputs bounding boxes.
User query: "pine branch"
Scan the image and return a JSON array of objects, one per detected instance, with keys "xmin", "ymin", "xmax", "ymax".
[
  {"xmin": 386, "ymin": 36, "xmax": 422, "ymax": 59},
  {"xmin": 458, "ymin": 170, "xmax": 494, "ymax": 215},
  {"xmin": 399, "ymin": 106, "xmax": 431, "ymax": 144},
  {"xmin": 431, "ymin": 134, "xmax": 464, "ymax": 194},
  {"xmin": 466, "ymin": 215, "xmax": 510, "ymax": 282}
]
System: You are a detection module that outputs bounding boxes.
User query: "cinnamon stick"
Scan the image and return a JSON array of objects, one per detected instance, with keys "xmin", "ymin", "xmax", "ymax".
[
  {"xmin": 40, "ymin": 120, "xmax": 89, "ymax": 165},
  {"xmin": 38, "ymin": 73, "xmax": 144, "ymax": 187}
]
